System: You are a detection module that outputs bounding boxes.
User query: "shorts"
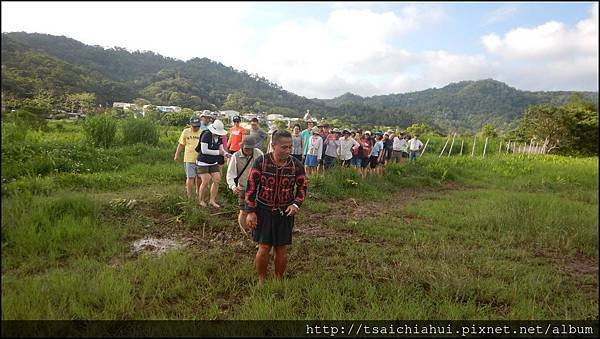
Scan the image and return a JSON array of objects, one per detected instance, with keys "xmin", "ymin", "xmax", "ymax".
[
  {"xmin": 391, "ymin": 151, "xmax": 403, "ymax": 162},
  {"xmin": 350, "ymin": 156, "xmax": 362, "ymax": 167},
  {"xmin": 385, "ymin": 149, "xmax": 392, "ymax": 161},
  {"xmin": 360, "ymin": 157, "xmax": 370, "ymax": 169},
  {"xmin": 252, "ymin": 204, "xmax": 294, "ymax": 246},
  {"xmin": 238, "ymin": 189, "xmax": 247, "ymax": 210},
  {"xmin": 305, "ymin": 155, "xmax": 319, "ymax": 167},
  {"xmin": 197, "ymin": 164, "xmax": 220, "ymax": 174},
  {"xmin": 323, "ymin": 155, "xmax": 337, "ymax": 169},
  {"xmin": 369, "ymin": 156, "xmax": 379, "ymax": 169},
  {"xmin": 184, "ymin": 162, "xmax": 198, "ymax": 178}
]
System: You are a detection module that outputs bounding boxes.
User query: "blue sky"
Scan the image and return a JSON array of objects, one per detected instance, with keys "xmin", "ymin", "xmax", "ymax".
[{"xmin": 2, "ymin": 2, "xmax": 598, "ymax": 98}]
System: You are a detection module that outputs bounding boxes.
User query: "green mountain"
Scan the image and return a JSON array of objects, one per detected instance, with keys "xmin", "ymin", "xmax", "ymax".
[
  {"xmin": 318, "ymin": 79, "xmax": 598, "ymax": 132},
  {"xmin": 2, "ymin": 32, "xmax": 597, "ymax": 133}
]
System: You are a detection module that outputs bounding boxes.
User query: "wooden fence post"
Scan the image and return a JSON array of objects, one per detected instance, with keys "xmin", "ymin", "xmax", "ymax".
[
  {"xmin": 482, "ymin": 137, "xmax": 489, "ymax": 157},
  {"xmin": 460, "ymin": 140, "xmax": 464, "ymax": 155},
  {"xmin": 471, "ymin": 136, "xmax": 476, "ymax": 157},
  {"xmin": 447, "ymin": 133, "xmax": 456, "ymax": 157},
  {"xmin": 498, "ymin": 140, "xmax": 503, "ymax": 153},
  {"xmin": 420, "ymin": 138, "xmax": 430, "ymax": 157},
  {"xmin": 439, "ymin": 137, "xmax": 450, "ymax": 157}
]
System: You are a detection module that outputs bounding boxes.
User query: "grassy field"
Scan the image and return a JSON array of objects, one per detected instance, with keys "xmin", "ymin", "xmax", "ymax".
[{"xmin": 1, "ymin": 120, "xmax": 598, "ymax": 320}]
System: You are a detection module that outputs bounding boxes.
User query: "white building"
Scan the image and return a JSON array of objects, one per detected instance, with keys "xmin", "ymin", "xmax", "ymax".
[
  {"xmin": 113, "ymin": 102, "xmax": 135, "ymax": 110},
  {"xmin": 220, "ymin": 110, "xmax": 240, "ymax": 118},
  {"xmin": 156, "ymin": 106, "xmax": 181, "ymax": 113},
  {"xmin": 266, "ymin": 114, "xmax": 284, "ymax": 121}
]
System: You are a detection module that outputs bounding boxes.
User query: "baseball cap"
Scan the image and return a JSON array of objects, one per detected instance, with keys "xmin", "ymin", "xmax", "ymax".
[
  {"xmin": 311, "ymin": 126, "xmax": 320, "ymax": 134},
  {"xmin": 232, "ymin": 115, "xmax": 241, "ymax": 122},
  {"xmin": 190, "ymin": 116, "xmax": 201, "ymax": 127},
  {"xmin": 242, "ymin": 136, "xmax": 256, "ymax": 148}
]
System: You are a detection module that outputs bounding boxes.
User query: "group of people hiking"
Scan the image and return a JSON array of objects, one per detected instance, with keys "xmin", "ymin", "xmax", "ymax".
[
  {"xmin": 173, "ymin": 113, "xmax": 423, "ymax": 286},
  {"xmin": 296, "ymin": 119, "xmax": 424, "ymax": 177}
]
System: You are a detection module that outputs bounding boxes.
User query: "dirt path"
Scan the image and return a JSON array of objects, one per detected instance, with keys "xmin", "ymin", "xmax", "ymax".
[{"xmin": 128, "ymin": 181, "xmax": 597, "ymax": 298}]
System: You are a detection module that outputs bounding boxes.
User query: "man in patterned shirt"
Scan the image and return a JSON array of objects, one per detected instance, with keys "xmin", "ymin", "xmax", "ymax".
[{"xmin": 245, "ymin": 130, "xmax": 308, "ymax": 286}]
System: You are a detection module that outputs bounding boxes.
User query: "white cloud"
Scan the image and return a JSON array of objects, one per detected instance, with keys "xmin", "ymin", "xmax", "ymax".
[
  {"xmin": 241, "ymin": 5, "xmax": 447, "ymax": 98},
  {"xmin": 1, "ymin": 2, "xmax": 596, "ymax": 98},
  {"xmin": 478, "ymin": 3, "xmax": 598, "ymax": 93},
  {"xmin": 421, "ymin": 51, "xmax": 496, "ymax": 87},
  {"xmin": 481, "ymin": 3, "xmax": 598, "ymax": 60},
  {"xmin": 1, "ymin": 2, "xmax": 255, "ymax": 63}
]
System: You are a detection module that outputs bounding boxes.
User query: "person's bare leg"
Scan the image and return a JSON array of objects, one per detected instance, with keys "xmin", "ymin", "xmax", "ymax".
[
  {"xmin": 274, "ymin": 245, "xmax": 288, "ymax": 279},
  {"xmin": 185, "ymin": 177, "xmax": 195, "ymax": 199},
  {"xmin": 256, "ymin": 244, "xmax": 272, "ymax": 286},
  {"xmin": 196, "ymin": 175, "xmax": 202, "ymax": 195},
  {"xmin": 198, "ymin": 173, "xmax": 211, "ymax": 207},
  {"xmin": 209, "ymin": 172, "xmax": 221, "ymax": 208}
]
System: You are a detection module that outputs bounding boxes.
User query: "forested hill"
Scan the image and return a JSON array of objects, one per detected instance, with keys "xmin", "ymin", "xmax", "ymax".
[
  {"xmin": 317, "ymin": 79, "xmax": 598, "ymax": 132},
  {"xmin": 1, "ymin": 32, "xmax": 330, "ymax": 117},
  {"xmin": 2, "ymin": 32, "xmax": 597, "ymax": 132}
]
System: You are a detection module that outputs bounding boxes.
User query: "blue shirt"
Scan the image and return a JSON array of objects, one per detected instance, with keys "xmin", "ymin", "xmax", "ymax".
[{"xmin": 370, "ymin": 141, "xmax": 383, "ymax": 157}]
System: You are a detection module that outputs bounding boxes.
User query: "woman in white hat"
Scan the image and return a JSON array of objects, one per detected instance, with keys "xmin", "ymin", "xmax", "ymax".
[{"xmin": 195, "ymin": 119, "xmax": 231, "ymax": 208}]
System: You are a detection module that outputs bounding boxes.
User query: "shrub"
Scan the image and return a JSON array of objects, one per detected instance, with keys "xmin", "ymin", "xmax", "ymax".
[
  {"xmin": 83, "ymin": 115, "xmax": 117, "ymax": 148},
  {"xmin": 121, "ymin": 118, "xmax": 159, "ymax": 146},
  {"xmin": 1, "ymin": 121, "xmax": 29, "ymax": 144}
]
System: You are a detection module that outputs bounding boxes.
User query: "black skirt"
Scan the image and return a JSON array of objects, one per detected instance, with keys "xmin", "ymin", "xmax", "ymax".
[{"xmin": 252, "ymin": 203, "xmax": 294, "ymax": 246}]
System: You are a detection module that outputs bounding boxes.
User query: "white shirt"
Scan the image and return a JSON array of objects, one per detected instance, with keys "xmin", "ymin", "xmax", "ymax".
[
  {"xmin": 408, "ymin": 139, "xmax": 423, "ymax": 151},
  {"xmin": 393, "ymin": 137, "xmax": 408, "ymax": 152},
  {"xmin": 338, "ymin": 136, "xmax": 360, "ymax": 161},
  {"xmin": 226, "ymin": 148, "xmax": 264, "ymax": 190}
]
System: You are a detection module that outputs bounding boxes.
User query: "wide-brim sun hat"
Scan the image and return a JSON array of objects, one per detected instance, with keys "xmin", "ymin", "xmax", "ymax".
[
  {"xmin": 311, "ymin": 126, "xmax": 320, "ymax": 134},
  {"xmin": 208, "ymin": 119, "xmax": 227, "ymax": 135}
]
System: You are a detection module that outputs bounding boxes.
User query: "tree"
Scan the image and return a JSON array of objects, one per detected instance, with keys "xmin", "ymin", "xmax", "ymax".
[
  {"xmin": 406, "ymin": 123, "xmax": 433, "ymax": 135},
  {"xmin": 480, "ymin": 123, "xmax": 498, "ymax": 138},
  {"xmin": 65, "ymin": 92, "xmax": 96, "ymax": 113},
  {"xmin": 143, "ymin": 105, "xmax": 161, "ymax": 121},
  {"xmin": 516, "ymin": 95, "xmax": 598, "ymax": 155}
]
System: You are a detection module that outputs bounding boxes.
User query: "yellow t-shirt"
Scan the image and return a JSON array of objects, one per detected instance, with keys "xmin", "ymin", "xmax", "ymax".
[{"xmin": 178, "ymin": 127, "xmax": 201, "ymax": 163}]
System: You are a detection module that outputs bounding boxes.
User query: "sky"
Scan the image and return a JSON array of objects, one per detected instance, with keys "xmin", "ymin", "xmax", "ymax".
[{"xmin": 2, "ymin": 1, "xmax": 598, "ymax": 99}]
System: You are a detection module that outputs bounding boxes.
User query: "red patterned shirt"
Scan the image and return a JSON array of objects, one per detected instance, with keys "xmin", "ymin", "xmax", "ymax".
[{"xmin": 245, "ymin": 153, "xmax": 308, "ymax": 213}]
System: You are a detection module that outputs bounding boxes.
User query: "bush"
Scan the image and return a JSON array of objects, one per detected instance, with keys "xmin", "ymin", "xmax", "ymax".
[
  {"xmin": 83, "ymin": 115, "xmax": 117, "ymax": 148},
  {"xmin": 1, "ymin": 121, "xmax": 29, "ymax": 144},
  {"xmin": 121, "ymin": 118, "xmax": 159, "ymax": 146}
]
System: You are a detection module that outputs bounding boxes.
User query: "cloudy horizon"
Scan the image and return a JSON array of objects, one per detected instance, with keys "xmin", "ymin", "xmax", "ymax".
[{"xmin": 2, "ymin": 2, "xmax": 598, "ymax": 99}]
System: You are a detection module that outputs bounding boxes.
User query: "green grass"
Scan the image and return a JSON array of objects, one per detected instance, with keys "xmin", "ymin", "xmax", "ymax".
[{"xmin": 1, "ymin": 122, "xmax": 597, "ymax": 320}]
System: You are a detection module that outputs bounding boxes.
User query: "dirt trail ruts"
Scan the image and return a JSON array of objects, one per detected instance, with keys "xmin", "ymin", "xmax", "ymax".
[{"xmin": 130, "ymin": 181, "xmax": 598, "ymax": 298}]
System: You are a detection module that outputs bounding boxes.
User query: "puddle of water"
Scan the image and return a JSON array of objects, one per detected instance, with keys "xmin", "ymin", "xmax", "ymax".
[{"xmin": 132, "ymin": 238, "xmax": 183, "ymax": 255}]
